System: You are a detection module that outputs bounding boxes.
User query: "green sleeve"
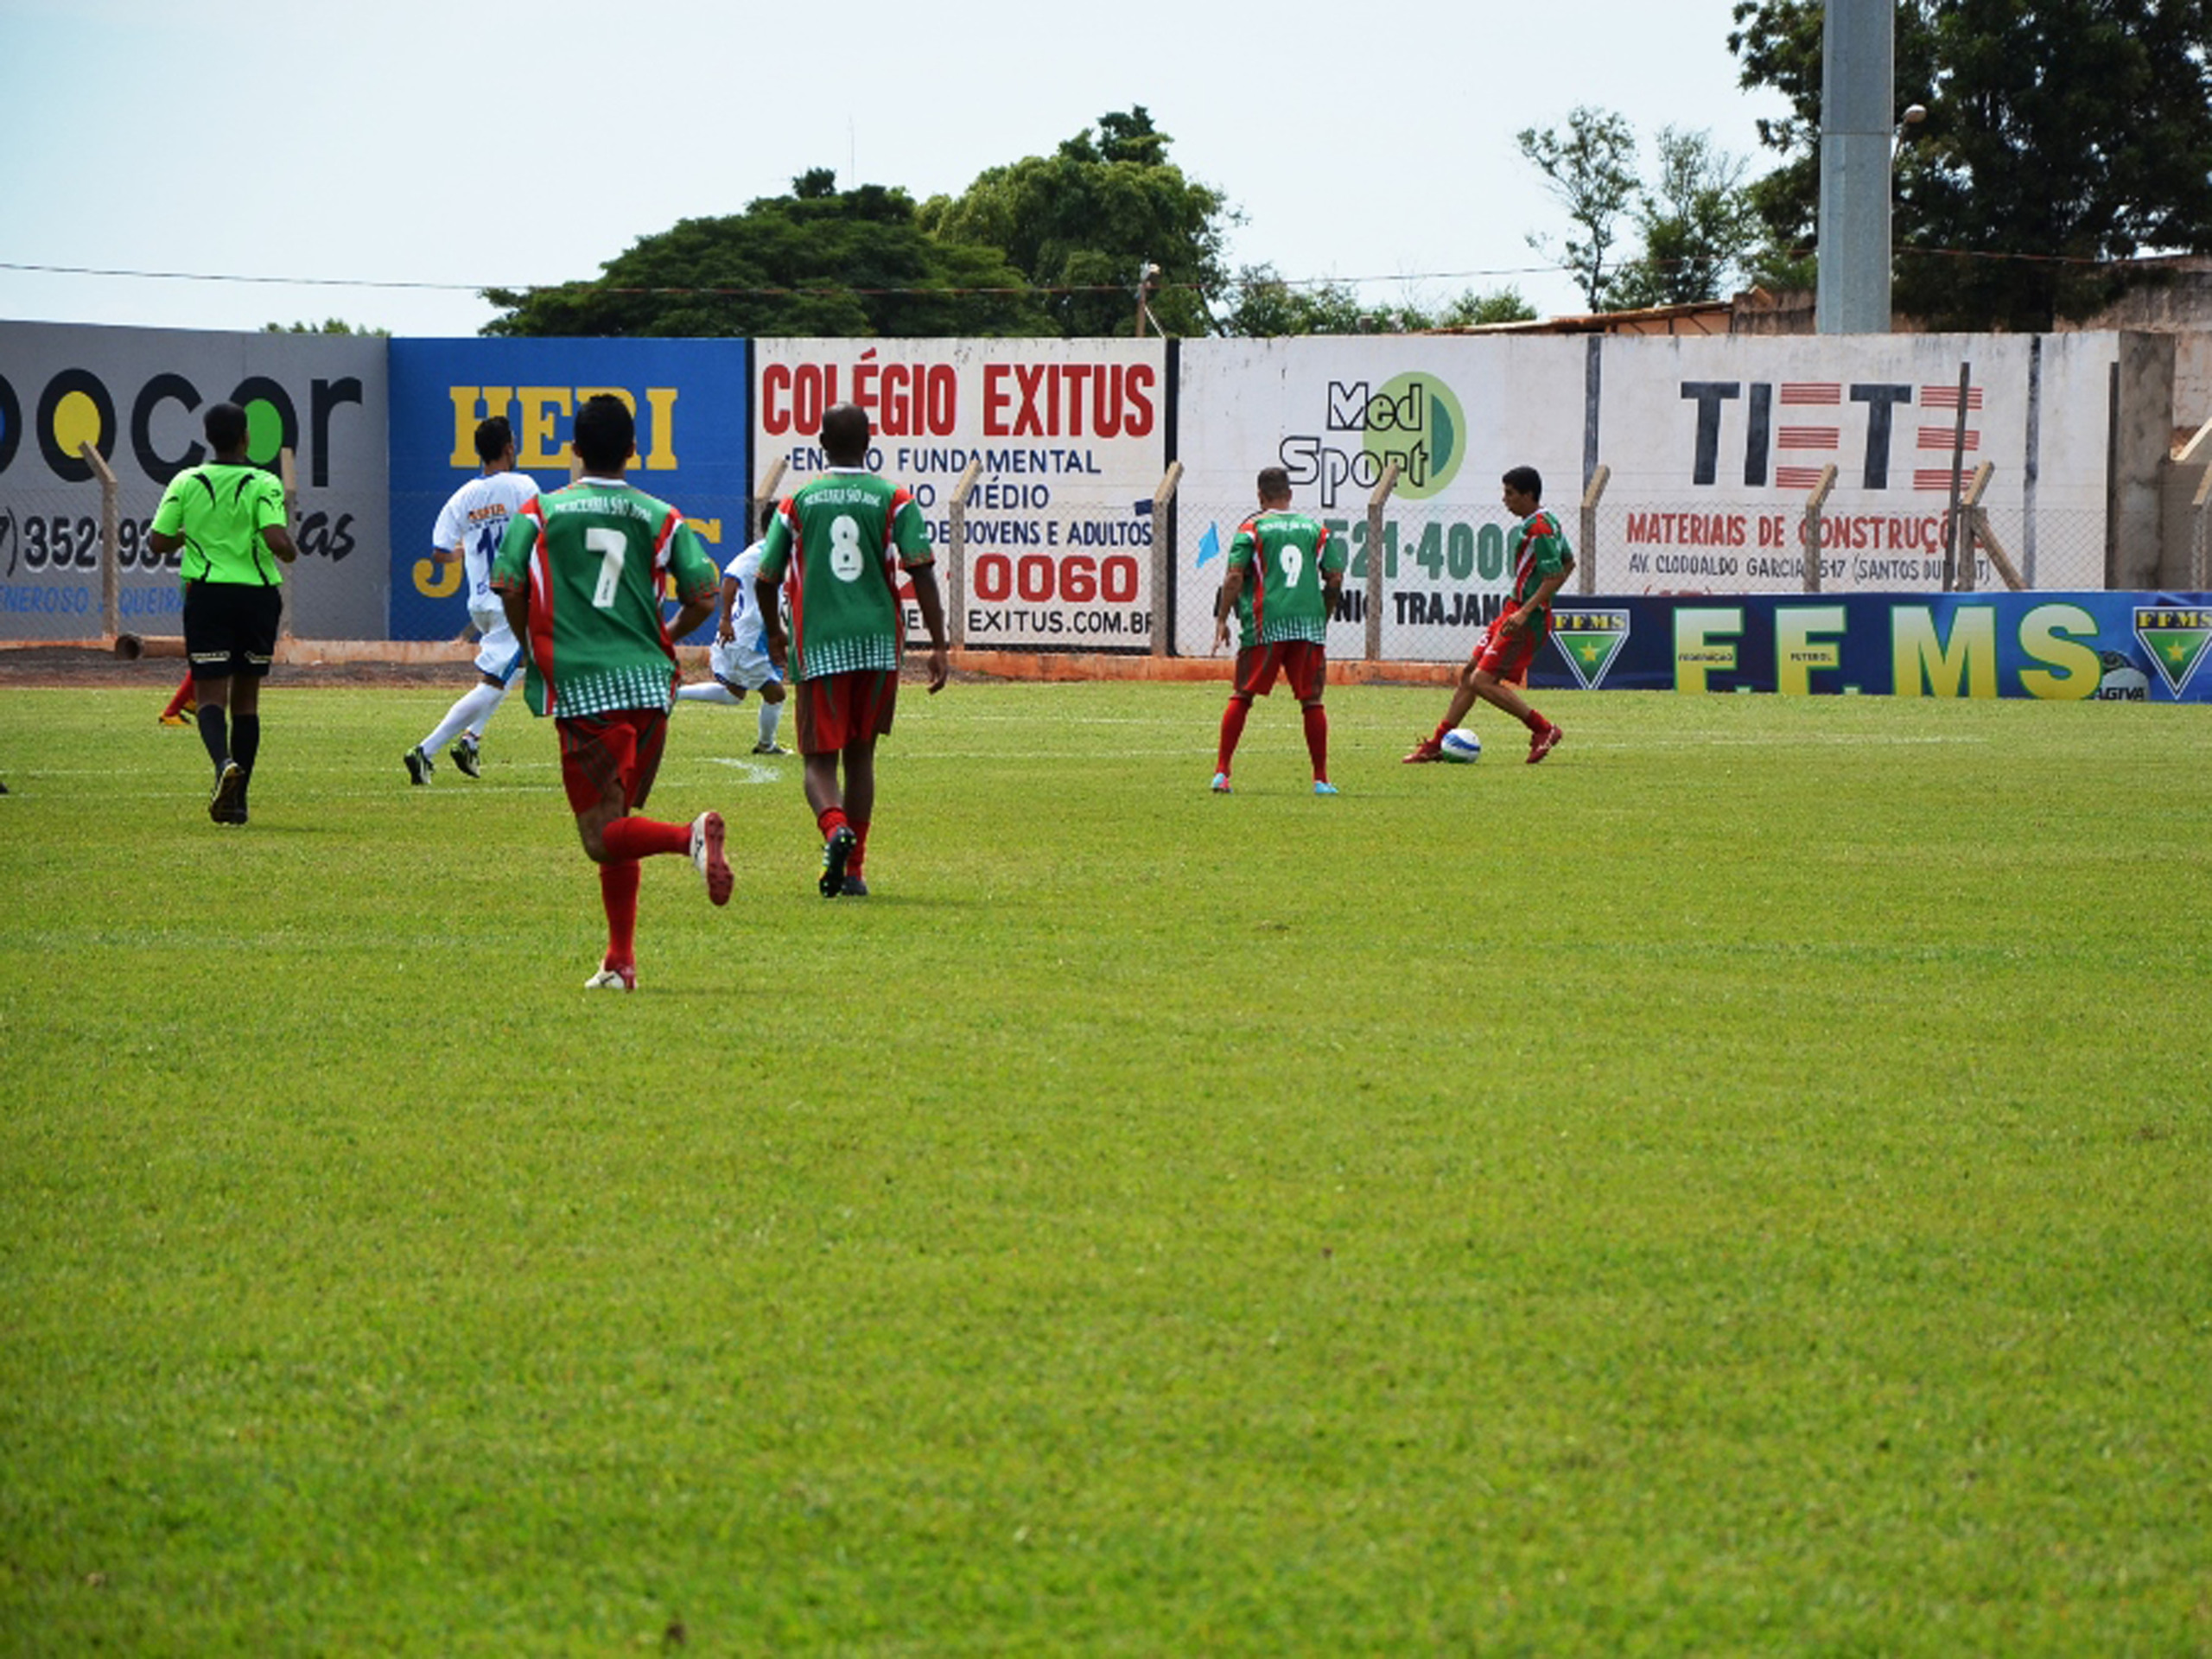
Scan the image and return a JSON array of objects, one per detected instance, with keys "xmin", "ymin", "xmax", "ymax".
[
  {"xmin": 758, "ymin": 510, "xmax": 792, "ymax": 582},
  {"xmin": 669, "ymin": 523, "xmax": 720, "ymax": 606},
  {"xmin": 1320, "ymin": 523, "xmax": 1346, "ymax": 575},
  {"xmin": 1227, "ymin": 522, "xmax": 1256, "ymax": 570},
  {"xmin": 892, "ymin": 492, "xmax": 933, "ymax": 567},
  {"xmin": 1535, "ymin": 518, "xmax": 1573, "ymax": 579},
  {"xmin": 149, "ymin": 472, "xmax": 190, "ymax": 536},
  {"xmin": 252, "ymin": 473, "xmax": 287, "ymax": 532}
]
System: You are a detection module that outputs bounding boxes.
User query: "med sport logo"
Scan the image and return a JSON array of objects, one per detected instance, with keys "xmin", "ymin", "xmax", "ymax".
[
  {"xmin": 2131, "ymin": 607, "xmax": 2212, "ymax": 698},
  {"xmin": 1280, "ymin": 372, "xmax": 1467, "ymax": 508},
  {"xmin": 1551, "ymin": 608, "xmax": 1630, "ymax": 690}
]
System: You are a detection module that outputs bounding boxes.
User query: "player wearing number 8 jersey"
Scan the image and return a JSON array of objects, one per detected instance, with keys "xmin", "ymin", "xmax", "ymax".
[
  {"xmin": 755, "ymin": 402, "xmax": 950, "ymax": 898},
  {"xmin": 1210, "ymin": 467, "xmax": 1344, "ymax": 795},
  {"xmin": 491, "ymin": 395, "xmax": 733, "ymax": 990}
]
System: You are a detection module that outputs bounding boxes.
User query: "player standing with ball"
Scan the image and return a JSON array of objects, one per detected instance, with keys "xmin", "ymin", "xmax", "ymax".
[{"xmin": 1404, "ymin": 465, "xmax": 1572, "ymax": 766}]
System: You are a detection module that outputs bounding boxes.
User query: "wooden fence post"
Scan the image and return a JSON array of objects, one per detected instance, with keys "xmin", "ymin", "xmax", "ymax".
[
  {"xmin": 1578, "ymin": 464, "xmax": 1609, "ymax": 596},
  {"xmin": 80, "ymin": 442, "xmax": 121, "ymax": 642},
  {"xmin": 1149, "ymin": 461, "xmax": 1182, "ymax": 658},
  {"xmin": 947, "ymin": 458, "xmax": 983, "ymax": 652},
  {"xmin": 1803, "ymin": 465, "xmax": 1838, "ymax": 594},
  {"xmin": 1364, "ymin": 461, "xmax": 1399, "ymax": 663}
]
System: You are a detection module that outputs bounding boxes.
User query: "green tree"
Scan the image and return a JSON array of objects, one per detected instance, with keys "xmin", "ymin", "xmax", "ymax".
[
  {"xmin": 1729, "ymin": 0, "xmax": 2212, "ymax": 328},
  {"xmin": 263, "ymin": 318, "xmax": 389, "ymax": 335},
  {"xmin": 1607, "ymin": 127, "xmax": 1761, "ymax": 308},
  {"xmin": 1214, "ymin": 269, "xmax": 1538, "ymax": 334},
  {"xmin": 919, "ymin": 107, "xmax": 1230, "ymax": 337},
  {"xmin": 480, "ymin": 170, "xmax": 1050, "ymax": 338},
  {"xmin": 1516, "ymin": 107, "xmax": 1640, "ymax": 310}
]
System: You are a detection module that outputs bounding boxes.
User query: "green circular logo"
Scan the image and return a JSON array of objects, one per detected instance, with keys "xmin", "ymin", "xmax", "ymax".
[
  {"xmin": 1359, "ymin": 372, "xmax": 1465, "ymax": 499},
  {"xmin": 244, "ymin": 398, "xmax": 284, "ymax": 465}
]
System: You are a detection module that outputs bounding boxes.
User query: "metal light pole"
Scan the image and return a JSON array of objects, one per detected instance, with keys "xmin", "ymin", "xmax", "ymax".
[{"xmin": 1815, "ymin": 0, "xmax": 1896, "ymax": 334}]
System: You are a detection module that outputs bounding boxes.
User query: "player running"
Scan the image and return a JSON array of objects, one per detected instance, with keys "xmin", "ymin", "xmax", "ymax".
[
  {"xmin": 491, "ymin": 395, "xmax": 733, "ymax": 990},
  {"xmin": 675, "ymin": 503, "xmax": 790, "ymax": 755},
  {"xmin": 405, "ymin": 416, "xmax": 538, "ymax": 784}
]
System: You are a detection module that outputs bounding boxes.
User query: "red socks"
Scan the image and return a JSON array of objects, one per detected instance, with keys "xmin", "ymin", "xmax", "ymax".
[
  {"xmin": 850, "ymin": 819, "xmax": 870, "ymax": 877},
  {"xmin": 1216, "ymin": 697, "xmax": 1251, "ymax": 773},
  {"xmin": 599, "ymin": 860, "xmax": 640, "ymax": 969},
  {"xmin": 1301, "ymin": 703, "xmax": 1329, "ymax": 782},
  {"xmin": 816, "ymin": 806, "xmax": 850, "ymax": 842},
  {"xmin": 600, "ymin": 817, "xmax": 690, "ymax": 862},
  {"xmin": 1522, "ymin": 709, "xmax": 1550, "ymax": 734}
]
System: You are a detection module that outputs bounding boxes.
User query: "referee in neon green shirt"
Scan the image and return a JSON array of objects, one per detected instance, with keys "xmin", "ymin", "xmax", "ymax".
[{"xmin": 149, "ymin": 402, "xmax": 299, "ymax": 823}]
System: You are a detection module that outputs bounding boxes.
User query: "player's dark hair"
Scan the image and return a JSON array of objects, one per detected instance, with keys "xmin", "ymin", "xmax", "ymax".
[
  {"xmin": 474, "ymin": 416, "xmax": 513, "ymax": 465},
  {"xmin": 573, "ymin": 395, "xmax": 634, "ymax": 472},
  {"xmin": 1256, "ymin": 466, "xmax": 1292, "ymax": 500},
  {"xmin": 821, "ymin": 403, "xmax": 871, "ymax": 466},
  {"xmin": 203, "ymin": 401, "xmax": 249, "ymax": 454},
  {"xmin": 758, "ymin": 501, "xmax": 779, "ymax": 536},
  {"xmin": 1503, "ymin": 465, "xmax": 1542, "ymax": 500}
]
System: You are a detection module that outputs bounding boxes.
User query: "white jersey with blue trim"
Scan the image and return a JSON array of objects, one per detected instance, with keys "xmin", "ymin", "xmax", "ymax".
[
  {"xmin": 432, "ymin": 471, "xmax": 541, "ymax": 612},
  {"xmin": 725, "ymin": 539, "xmax": 768, "ymax": 652}
]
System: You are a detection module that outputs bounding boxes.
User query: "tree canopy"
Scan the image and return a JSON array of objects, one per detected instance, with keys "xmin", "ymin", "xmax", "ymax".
[
  {"xmin": 1730, "ymin": 0, "xmax": 2212, "ymax": 328},
  {"xmin": 481, "ymin": 170, "xmax": 1049, "ymax": 339},
  {"xmin": 918, "ymin": 107, "xmax": 1230, "ymax": 337},
  {"xmin": 1213, "ymin": 267, "xmax": 1535, "ymax": 335}
]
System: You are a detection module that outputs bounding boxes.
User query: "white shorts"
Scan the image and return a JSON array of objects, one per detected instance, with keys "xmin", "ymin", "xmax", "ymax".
[
  {"xmin": 470, "ymin": 605, "xmax": 524, "ymax": 684},
  {"xmin": 709, "ymin": 629, "xmax": 781, "ymax": 693}
]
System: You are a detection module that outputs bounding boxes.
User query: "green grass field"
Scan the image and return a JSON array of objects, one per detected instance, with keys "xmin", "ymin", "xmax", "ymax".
[{"xmin": 3, "ymin": 677, "xmax": 2209, "ymax": 1654}]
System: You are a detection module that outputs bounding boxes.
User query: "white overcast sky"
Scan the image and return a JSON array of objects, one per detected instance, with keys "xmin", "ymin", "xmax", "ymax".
[{"xmin": 0, "ymin": 0, "xmax": 1791, "ymax": 338}]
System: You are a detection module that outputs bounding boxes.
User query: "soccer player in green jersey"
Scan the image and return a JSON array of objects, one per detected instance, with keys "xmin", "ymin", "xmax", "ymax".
[
  {"xmin": 1404, "ymin": 465, "xmax": 1572, "ymax": 765},
  {"xmin": 755, "ymin": 403, "xmax": 949, "ymax": 899},
  {"xmin": 1209, "ymin": 466, "xmax": 1345, "ymax": 795},
  {"xmin": 148, "ymin": 401, "xmax": 299, "ymax": 824},
  {"xmin": 491, "ymin": 395, "xmax": 734, "ymax": 991}
]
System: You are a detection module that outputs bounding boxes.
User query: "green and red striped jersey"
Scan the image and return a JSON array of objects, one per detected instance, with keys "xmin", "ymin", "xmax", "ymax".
[
  {"xmin": 491, "ymin": 478, "xmax": 719, "ymax": 718},
  {"xmin": 1227, "ymin": 509, "xmax": 1341, "ymax": 649},
  {"xmin": 758, "ymin": 469, "xmax": 933, "ymax": 681}
]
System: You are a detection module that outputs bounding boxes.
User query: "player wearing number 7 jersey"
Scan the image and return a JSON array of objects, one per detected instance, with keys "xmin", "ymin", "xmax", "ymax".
[
  {"xmin": 755, "ymin": 401, "xmax": 950, "ymax": 898},
  {"xmin": 491, "ymin": 395, "xmax": 733, "ymax": 991},
  {"xmin": 404, "ymin": 416, "xmax": 538, "ymax": 785},
  {"xmin": 1210, "ymin": 466, "xmax": 1345, "ymax": 795}
]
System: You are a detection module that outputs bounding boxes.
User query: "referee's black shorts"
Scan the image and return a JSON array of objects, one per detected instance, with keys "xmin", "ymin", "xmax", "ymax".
[{"xmin": 183, "ymin": 581, "xmax": 283, "ymax": 679}]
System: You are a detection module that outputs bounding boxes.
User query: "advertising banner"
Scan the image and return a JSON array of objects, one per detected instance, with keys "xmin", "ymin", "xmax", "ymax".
[
  {"xmin": 753, "ymin": 340, "xmax": 1167, "ymax": 652},
  {"xmin": 1526, "ymin": 591, "xmax": 2212, "ymax": 701},
  {"xmin": 389, "ymin": 338, "xmax": 751, "ymax": 641},
  {"xmin": 1587, "ymin": 333, "xmax": 2117, "ymax": 595},
  {"xmin": 1172, "ymin": 337, "xmax": 1593, "ymax": 660},
  {"xmin": 0, "ymin": 321, "xmax": 389, "ymax": 641}
]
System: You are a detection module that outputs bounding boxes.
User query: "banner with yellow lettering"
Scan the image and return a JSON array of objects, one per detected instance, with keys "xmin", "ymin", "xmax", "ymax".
[{"xmin": 388, "ymin": 340, "xmax": 750, "ymax": 640}]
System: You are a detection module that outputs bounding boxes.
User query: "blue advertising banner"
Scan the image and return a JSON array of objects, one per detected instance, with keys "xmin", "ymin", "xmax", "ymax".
[
  {"xmin": 387, "ymin": 339, "xmax": 751, "ymax": 640},
  {"xmin": 1535, "ymin": 593, "xmax": 2212, "ymax": 702}
]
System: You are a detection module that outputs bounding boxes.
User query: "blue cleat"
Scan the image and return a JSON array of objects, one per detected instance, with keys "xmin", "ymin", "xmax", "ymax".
[
  {"xmin": 1211, "ymin": 772, "xmax": 1232, "ymax": 794},
  {"xmin": 1313, "ymin": 780, "xmax": 1338, "ymax": 796}
]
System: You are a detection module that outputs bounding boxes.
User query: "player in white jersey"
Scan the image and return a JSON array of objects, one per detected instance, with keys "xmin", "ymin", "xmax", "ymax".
[
  {"xmin": 404, "ymin": 416, "xmax": 540, "ymax": 784},
  {"xmin": 675, "ymin": 504, "xmax": 790, "ymax": 754}
]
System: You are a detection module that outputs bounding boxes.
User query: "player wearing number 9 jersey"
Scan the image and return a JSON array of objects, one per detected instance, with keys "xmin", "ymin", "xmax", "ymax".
[
  {"xmin": 491, "ymin": 395, "xmax": 733, "ymax": 991},
  {"xmin": 755, "ymin": 401, "xmax": 950, "ymax": 898},
  {"xmin": 1209, "ymin": 466, "xmax": 1344, "ymax": 795}
]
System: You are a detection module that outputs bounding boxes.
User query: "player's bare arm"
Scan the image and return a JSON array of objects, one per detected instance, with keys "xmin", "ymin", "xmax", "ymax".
[
  {"xmin": 498, "ymin": 585, "xmax": 528, "ymax": 646},
  {"xmin": 1510, "ymin": 569, "xmax": 1567, "ymax": 632},
  {"xmin": 715, "ymin": 575, "xmax": 740, "ymax": 643},
  {"xmin": 910, "ymin": 565, "xmax": 951, "ymax": 694},
  {"xmin": 263, "ymin": 524, "xmax": 299, "ymax": 565},
  {"xmin": 753, "ymin": 577, "xmax": 785, "ymax": 668},
  {"xmin": 149, "ymin": 528, "xmax": 184, "ymax": 556},
  {"xmin": 1213, "ymin": 569, "xmax": 1245, "ymax": 653}
]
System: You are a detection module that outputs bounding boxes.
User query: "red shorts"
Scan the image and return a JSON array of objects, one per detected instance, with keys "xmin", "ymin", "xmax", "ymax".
[
  {"xmin": 1234, "ymin": 640, "xmax": 1327, "ymax": 702},
  {"xmin": 1473, "ymin": 613, "xmax": 1541, "ymax": 686},
  {"xmin": 795, "ymin": 669, "xmax": 899, "ymax": 754},
  {"xmin": 556, "ymin": 708, "xmax": 668, "ymax": 815}
]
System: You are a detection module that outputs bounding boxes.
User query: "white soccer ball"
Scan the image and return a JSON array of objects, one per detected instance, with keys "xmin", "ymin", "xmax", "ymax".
[{"xmin": 1438, "ymin": 728, "xmax": 1483, "ymax": 763}]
